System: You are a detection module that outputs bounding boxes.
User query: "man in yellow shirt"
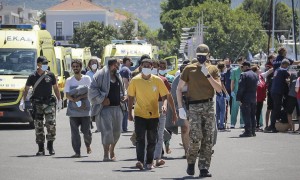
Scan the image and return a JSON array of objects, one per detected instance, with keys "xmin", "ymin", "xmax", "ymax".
[{"xmin": 128, "ymin": 59, "xmax": 169, "ymax": 170}]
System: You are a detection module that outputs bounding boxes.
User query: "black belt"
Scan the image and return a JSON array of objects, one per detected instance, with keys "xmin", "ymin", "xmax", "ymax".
[{"xmin": 188, "ymin": 98, "xmax": 213, "ymax": 104}]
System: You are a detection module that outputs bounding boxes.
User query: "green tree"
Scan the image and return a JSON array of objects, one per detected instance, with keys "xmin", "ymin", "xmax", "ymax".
[
  {"xmin": 160, "ymin": 0, "xmax": 268, "ymax": 59},
  {"xmin": 72, "ymin": 21, "xmax": 118, "ymax": 56},
  {"xmin": 119, "ymin": 18, "xmax": 136, "ymax": 40}
]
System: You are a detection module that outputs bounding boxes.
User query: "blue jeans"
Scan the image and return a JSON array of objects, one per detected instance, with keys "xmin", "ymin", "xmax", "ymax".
[
  {"xmin": 122, "ymin": 111, "xmax": 128, "ymax": 132},
  {"xmin": 216, "ymin": 95, "xmax": 226, "ymax": 129}
]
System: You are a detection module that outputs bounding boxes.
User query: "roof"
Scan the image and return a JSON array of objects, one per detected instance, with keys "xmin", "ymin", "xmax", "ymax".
[
  {"xmin": 46, "ymin": 0, "xmax": 107, "ymax": 11},
  {"xmin": 114, "ymin": 12, "xmax": 127, "ymax": 21}
]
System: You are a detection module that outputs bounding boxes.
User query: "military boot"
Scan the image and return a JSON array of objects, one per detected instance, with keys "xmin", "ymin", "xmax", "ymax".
[
  {"xmin": 239, "ymin": 130, "xmax": 253, "ymax": 138},
  {"xmin": 199, "ymin": 169, "xmax": 212, "ymax": 177},
  {"xmin": 36, "ymin": 143, "xmax": 45, "ymax": 156},
  {"xmin": 47, "ymin": 141, "xmax": 55, "ymax": 155},
  {"xmin": 186, "ymin": 163, "xmax": 195, "ymax": 175},
  {"xmin": 252, "ymin": 129, "xmax": 256, "ymax": 137}
]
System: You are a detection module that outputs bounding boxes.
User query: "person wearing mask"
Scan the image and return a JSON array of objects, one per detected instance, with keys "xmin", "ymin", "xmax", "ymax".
[
  {"xmin": 88, "ymin": 59, "xmax": 126, "ymax": 161},
  {"xmin": 20, "ymin": 56, "xmax": 62, "ymax": 155},
  {"xmin": 151, "ymin": 59, "xmax": 177, "ymax": 167},
  {"xmin": 251, "ymin": 65, "xmax": 273, "ymax": 131},
  {"xmin": 86, "ymin": 58, "xmax": 99, "ymax": 130},
  {"xmin": 158, "ymin": 60, "xmax": 175, "ymax": 83},
  {"xmin": 230, "ymin": 57, "xmax": 245, "ymax": 128},
  {"xmin": 223, "ymin": 58, "xmax": 232, "ymax": 126},
  {"xmin": 265, "ymin": 59, "xmax": 291, "ymax": 133},
  {"xmin": 237, "ymin": 61, "xmax": 258, "ymax": 137},
  {"xmin": 119, "ymin": 57, "xmax": 132, "ymax": 132},
  {"xmin": 216, "ymin": 62, "xmax": 230, "ymax": 130},
  {"xmin": 65, "ymin": 60, "xmax": 92, "ymax": 158},
  {"xmin": 128, "ymin": 59, "xmax": 170, "ymax": 170},
  {"xmin": 177, "ymin": 44, "xmax": 222, "ymax": 177},
  {"xmin": 265, "ymin": 54, "xmax": 276, "ymax": 129}
]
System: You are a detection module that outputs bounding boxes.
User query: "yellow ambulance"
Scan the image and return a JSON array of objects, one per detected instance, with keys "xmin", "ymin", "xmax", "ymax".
[
  {"xmin": 0, "ymin": 24, "xmax": 57, "ymax": 128},
  {"xmin": 54, "ymin": 46, "xmax": 72, "ymax": 107},
  {"xmin": 71, "ymin": 47, "xmax": 91, "ymax": 70}
]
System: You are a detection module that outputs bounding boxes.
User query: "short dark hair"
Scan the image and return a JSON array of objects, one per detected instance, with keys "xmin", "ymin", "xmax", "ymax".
[
  {"xmin": 159, "ymin": 60, "xmax": 167, "ymax": 65},
  {"xmin": 108, "ymin": 58, "xmax": 118, "ymax": 66},
  {"xmin": 268, "ymin": 54, "xmax": 276, "ymax": 60},
  {"xmin": 141, "ymin": 58, "xmax": 152, "ymax": 65},
  {"xmin": 237, "ymin": 56, "xmax": 245, "ymax": 62},
  {"xmin": 71, "ymin": 59, "xmax": 82, "ymax": 67},
  {"xmin": 251, "ymin": 65, "xmax": 260, "ymax": 72},
  {"xmin": 217, "ymin": 61, "xmax": 225, "ymax": 70},
  {"xmin": 278, "ymin": 47, "xmax": 287, "ymax": 56},
  {"xmin": 123, "ymin": 57, "xmax": 131, "ymax": 64},
  {"xmin": 138, "ymin": 54, "xmax": 151, "ymax": 66},
  {"xmin": 88, "ymin": 58, "xmax": 98, "ymax": 67},
  {"xmin": 152, "ymin": 59, "xmax": 159, "ymax": 66}
]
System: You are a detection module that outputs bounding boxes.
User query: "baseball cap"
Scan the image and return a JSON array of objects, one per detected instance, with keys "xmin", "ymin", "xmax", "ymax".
[
  {"xmin": 196, "ymin": 44, "xmax": 209, "ymax": 56},
  {"xmin": 138, "ymin": 54, "xmax": 151, "ymax": 66},
  {"xmin": 37, "ymin": 56, "xmax": 49, "ymax": 64},
  {"xmin": 241, "ymin": 61, "xmax": 251, "ymax": 67}
]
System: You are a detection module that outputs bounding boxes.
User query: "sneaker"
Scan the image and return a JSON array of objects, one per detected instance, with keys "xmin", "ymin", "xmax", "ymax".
[
  {"xmin": 239, "ymin": 132, "xmax": 253, "ymax": 137},
  {"xmin": 136, "ymin": 161, "xmax": 144, "ymax": 170},
  {"xmin": 199, "ymin": 169, "xmax": 212, "ymax": 177},
  {"xmin": 264, "ymin": 126, "xmax": 278, "ymax": 133},
  {"xmin": 71, "ymin": 154, "xmax": 81, "ymax": 158},
  {"xmin": 86, "ymin": 146, "xmax": 92, "ymax": 154},
  {"xmin": 146, "ymin": 164, "xmax": 155, "ymax": 170},
  {"xmin": 155, "ymin": 159, "xmax": 165, "ymax": 167},
  {"xmin": 230, "ymin": 125, "xmax": 235, "ymax": 129}
]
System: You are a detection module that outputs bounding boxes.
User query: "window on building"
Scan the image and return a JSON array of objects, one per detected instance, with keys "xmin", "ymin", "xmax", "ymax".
[
  {"xmin": 56, "ymin": 22, "xmax": 63, "ymax": 37},
  {"xmin": 73, "ymin": 22, "xmax": 80, "ymax": 33}
]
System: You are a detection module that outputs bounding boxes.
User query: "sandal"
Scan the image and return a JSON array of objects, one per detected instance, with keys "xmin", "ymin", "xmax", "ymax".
[{"xmin": 155, "ymin": 159, "xmax": 165, "ymax": 167}]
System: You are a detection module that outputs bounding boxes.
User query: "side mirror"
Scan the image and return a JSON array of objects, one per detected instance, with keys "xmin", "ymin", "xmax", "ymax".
[{"xmin": 63, "ymin": 71, "xmax": 70, "ymax": 79}]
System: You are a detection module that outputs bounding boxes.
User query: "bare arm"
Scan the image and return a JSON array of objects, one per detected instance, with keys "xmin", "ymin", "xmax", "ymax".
[
  {"xmin": 231, "ymin": 80, "xmax": 234, "ymax": 92},
  {"xmin": 295, "ymin": 87, "xmax": 299, "ymax": 93},
  {"xmin": 176, "ymin": 79, "xmax": 187, "ymax": 109},
  {"xmin": 22, "ymin": 86, "xmax": 30, "ymax": 102},
  {"xmin": 161, "ymin": 95, "xmax": 168, "ymax": 113},
  {"xmin": 53, "ymin": 84, "xmax": 61, "ymax": 100},
  {"xmin": 207, "ymin": 76, "xmax": 222, "ymax": 93},
  {"xmin": 292, "ymin": 61, "xmax": 300, "ymax": 65},
  {"xmin": 123, "ymin": 78, "xmax": 129, "ymax": 90},
  {"xmin": 128, "ymin": 95, "xmax": 134, "ymax": 121}
]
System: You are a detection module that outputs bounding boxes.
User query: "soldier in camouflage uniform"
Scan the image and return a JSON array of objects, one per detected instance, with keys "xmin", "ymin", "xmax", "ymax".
[
  {"xmin": 177, "ymin": 44, "xmax": 222, "ymax": 177},
  {"xmin": 20, "ymin": 56, "xmax": 62, "ymax": 156}
]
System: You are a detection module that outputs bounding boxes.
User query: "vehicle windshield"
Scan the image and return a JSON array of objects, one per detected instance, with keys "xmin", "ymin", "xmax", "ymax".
[
  {"xmin": 0, "ymin": 49, "xmax": 36, "ymax": 75},
  {"xmin": 105, "ymin": 56, "xmax": 141, "ymax": 69}
]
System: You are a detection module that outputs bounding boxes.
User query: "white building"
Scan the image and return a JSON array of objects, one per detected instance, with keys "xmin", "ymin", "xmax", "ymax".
[{"xmin": 45, "ymin": 0, "xmax": 127, "ymax": 43}]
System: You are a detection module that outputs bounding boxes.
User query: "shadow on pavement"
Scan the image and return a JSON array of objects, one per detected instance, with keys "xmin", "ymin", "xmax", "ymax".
[
  {"xmin": 121, "ymin": 134, "xmax": 133, "ymax": 137},
  {"xmin": 0, "ymin": 124, "xmax": 32, "ymax": 131},
  {"xmin": 113, "ymin": 167, "xmax": 155, "ymax": 173},
  {"xmin": 53, "ymin": 156, "xmax": 88, "ymax": 159},
  {"xmin": 161, "ymin": 176, "xmax": 200, "ymax": 180},
  {"xmin": 76, "ymin": 160, "xmax": 103, "ymax": 163},
  {"xmin": 164, "ymin": 156, "xmax": 185, "ymax": 160},
  {"xmin": 15, "ymin": 155, "xmax": 51, "ymax": 157},
  {"xmin": 120, "ymin": 158, "xmax": 136, "ymax": 162},
  {"xmin": 118, "ymin": 146, "xmax": 135, "ymax": 149},
  {"xmin": 228, "ymin": 136, "xmax": 242, "ymax": 138}
]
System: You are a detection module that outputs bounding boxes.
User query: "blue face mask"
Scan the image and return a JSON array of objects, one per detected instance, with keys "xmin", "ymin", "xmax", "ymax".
[
  {"xmin": 197, "ymin": 55, "xmax": 207, "ymax": 64},
  {"xmin": 41, "ymin": 65, "xmax": 48, "ymax": 71}
]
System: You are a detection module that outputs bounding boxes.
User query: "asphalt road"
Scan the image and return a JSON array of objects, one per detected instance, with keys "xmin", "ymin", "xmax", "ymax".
[{"xmin": 1, "ymin": 108, "xmax": 300, "ymax": 180}]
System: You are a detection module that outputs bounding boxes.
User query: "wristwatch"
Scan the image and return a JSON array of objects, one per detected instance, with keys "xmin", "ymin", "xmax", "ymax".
[{"xmin": 206, "ymin": 74, "xmax": 211, "ymax": 78}]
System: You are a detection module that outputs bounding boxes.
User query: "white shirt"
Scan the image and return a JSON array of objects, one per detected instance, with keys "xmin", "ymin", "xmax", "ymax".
[{"xmin": 64, "ymin": 75, "xmax": 91, "ymax": 93}]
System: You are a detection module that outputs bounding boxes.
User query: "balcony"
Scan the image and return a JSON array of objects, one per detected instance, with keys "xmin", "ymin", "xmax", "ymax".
[{"xmin": 66, "ymin": 36, "xmax": 73, "ymax": 41}]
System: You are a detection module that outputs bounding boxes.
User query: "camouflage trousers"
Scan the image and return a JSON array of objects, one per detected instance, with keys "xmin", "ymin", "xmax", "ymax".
[
  {"xmin": 33, "ymin": 102, "xmax": 56, "ymax": 144},
  {"xmin": 187, "ymin": 101, "xmax": 216, "ymax": 170}
]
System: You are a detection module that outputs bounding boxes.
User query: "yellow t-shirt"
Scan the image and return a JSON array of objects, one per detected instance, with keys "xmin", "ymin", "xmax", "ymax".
[
  {"xmin": 128, "ymin": 74, "xmax": 169, "ymax": 119},
  {"xmin": 180, "ymin": 63, "xmax": 220, "ymax": 101}
]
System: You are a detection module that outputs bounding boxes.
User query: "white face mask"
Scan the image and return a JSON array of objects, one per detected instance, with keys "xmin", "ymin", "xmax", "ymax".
[
  {"xmin": 41, "ymin": 65, "xmax": 48, "ymax": 71},
  {"xmin": 151, "ymin": 68, "xmax": 158, "ymax": 75},
  {"xmin": 142, "ymin": 68, "xmax": 152, "ymax": 76},
  {"xmin": 91, "ymin": 64, "xmax": 97, "ymax": 70},
  {"xmin": 159, "ymin": 70, "xmax": 168, "ymax": 75}
]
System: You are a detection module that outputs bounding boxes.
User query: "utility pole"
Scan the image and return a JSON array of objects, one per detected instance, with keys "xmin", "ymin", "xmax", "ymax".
[
  {"xmin": 271, "ymin": 0, "xmax": 275, "ymax": 53},
  {"xmin": 267, "ymin": 0, "xmax": 273, "ymax": 56},
  {"xmin": 292, "ymin": 0, "xmax": 298, "ymax": 60}
]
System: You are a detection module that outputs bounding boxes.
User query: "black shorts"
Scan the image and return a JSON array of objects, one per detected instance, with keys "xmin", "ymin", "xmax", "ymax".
[
  {"xmin": 267, "ymin": 92, "xmax": 273, "ymax": 110},
  {"xmin": 285, "ymin": 96, "xmax": 300, "ymax": 115}
]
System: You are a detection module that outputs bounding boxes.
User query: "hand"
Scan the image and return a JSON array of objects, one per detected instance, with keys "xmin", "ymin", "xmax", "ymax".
[
  {"xmin": 178, "ymin": 107, "xmax": 187, "ymax": 120},
  {"xmin": 225, "ymin": 94, "xmax": 230, "ymax": 101},
  {"xmin": 57, "ymin": 99, "xmax": 62, "ymax": 111},
  {"xmin": 121, "ymin": 96, "xmax": 128, "ymax": 102},
  {"xmin": 128, "ymin": 113, "xmax": 134, "ymax": 121},
  {"xmin": 172, "ymin": 112, "xmax": 178, "ymax": 124},
  {"xmin": 268, "ymin": 68, "xmax": 274, "ymax": 73},
  {"xmin": 231, "ymin": 92, "xmax": 236, "ymax": 98},
  {"xmin": 102, "ymin": 98, "xmax": 110, "ymax": 106},
  {"xmin": 201, "ymin": 65, "xmax": 209, "ymax": 76},
  {"xmin": 162, "ymin": 105, "xmax": 167, "ymax": 114},
  {"xmin": 19, "ymin": 100, "xmax": 25, "ymax": 111},
  {"xmin": 237, "ymin": 101, "xmax": 242, "ymax": 106}
]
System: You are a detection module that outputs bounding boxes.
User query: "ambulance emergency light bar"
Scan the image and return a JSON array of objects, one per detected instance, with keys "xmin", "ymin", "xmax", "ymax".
[{"xmin": 0, "ymin": 24, "xmax": 33, "ymax": 29}]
